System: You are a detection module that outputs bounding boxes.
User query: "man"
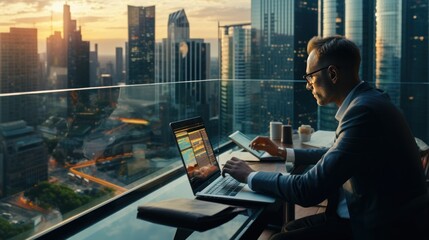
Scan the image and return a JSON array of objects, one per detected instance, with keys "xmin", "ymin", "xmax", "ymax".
[{"xmin": 222, "ymin": 36, "xmax": 428, "ymax": 240}]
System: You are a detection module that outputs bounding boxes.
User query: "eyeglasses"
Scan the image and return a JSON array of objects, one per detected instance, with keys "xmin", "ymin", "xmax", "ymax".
[{"xmin": 302, "ymin": 66, "xmax": 329, "ymax": 84}]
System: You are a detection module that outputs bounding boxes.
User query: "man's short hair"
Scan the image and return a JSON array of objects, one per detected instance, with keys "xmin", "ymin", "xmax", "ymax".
[{"xmin": 307, "ymin": 35, "xmax": 361, "ymax": 73}]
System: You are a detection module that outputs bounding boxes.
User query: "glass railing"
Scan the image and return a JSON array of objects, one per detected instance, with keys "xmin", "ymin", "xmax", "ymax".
[
  {"xmin": 0, "ymin": 80, "xmax": 221, "ymax": 239},
  {"xmin": 0, "ymin": 79, "xmax": 428, "ymax": 239},
  {"xmin": 219, "ymin": 80, "xmax": 429, "ymax": 144}
]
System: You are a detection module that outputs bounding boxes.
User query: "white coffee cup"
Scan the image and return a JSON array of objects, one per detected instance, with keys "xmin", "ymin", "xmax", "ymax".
[
  {"xmin": 270, "ymin": 121, "xmax": 283, "ymax": 140},
  {"xmin": 298, "ymin": 125, "xmax": 314, "ymax": 142}
]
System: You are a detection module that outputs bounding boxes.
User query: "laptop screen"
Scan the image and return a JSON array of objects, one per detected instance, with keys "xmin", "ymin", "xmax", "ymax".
[{"xmin": 170, "ymin": 117, "xmax": 220, "ymax": 191}]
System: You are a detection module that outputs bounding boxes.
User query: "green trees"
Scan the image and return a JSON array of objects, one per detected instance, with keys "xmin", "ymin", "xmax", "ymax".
[
  {"xmin": 0, "ymin": 218, "xmax": 32, "ymax": 239},
  {"xmin": 24, "ymin": 181, "xmax": 113, "ymax": 214}
]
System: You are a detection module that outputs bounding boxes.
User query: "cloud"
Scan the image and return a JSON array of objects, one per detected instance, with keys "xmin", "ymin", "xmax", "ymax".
[
  {"xmin": 0, "ymin": 22, "xmax": 14, "ymax": 27},
  {"xmin": 0, "ymin": 0, "xmax": 52, "ymax": 11},
  {"xmin": 105, "ymin": 26, "xmax": 127, "ymax": 30},
  {"xmin": 188, "ymin": 6, "xmax": 250, "ymax": 23},
  {"xmin": 78, "ymin": 16, "xmax": 107, "ymax": 24},
  {"xmin": 13, "ymin": 16, "xmax": 51, "ymax": 24}
]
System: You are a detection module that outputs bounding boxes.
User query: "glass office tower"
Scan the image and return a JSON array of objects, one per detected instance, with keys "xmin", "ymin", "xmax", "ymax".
[
  {"xmin": 375, "ymin": 1, "xmax": 402, "ymax": 106},
  {"xmin": 318, "ymin": 0, "xmax": 345, "ymax": 131},
  {"xmin": 251, "ymin": 0, "xmax": 318, "ymax": 131},
  {"xmin": 64, "ymin": 4, "xmax": 90, "ymax": 89},
  {"xmin": 219, "ymin": 24, "xmax": 253, "ymax": 137},
  {"xmin": 320, "ymin": 0, "xmax": 345, "ymax": 36},
  {"xmin": 0, "ymin": 28, "xmax": 40, "ymax": 126},
  {"xmin": 155, "ymin": 9, "xmax": 211, "ymax": 121},
  {"xmin": 400, "ymin": 0, "xmax": 429, "ymax": 142},
  {"xmin": 0, "ymin": 121, "xmax": 48, "ymax": 197},
  {"xmin": 345, "ymin": 0, "xmax": 375, "ymax": 83},
  {"xmin": 46, "ymin": 31, "xmax": 67, "ymax": 89},
  {"xmin": 127, "ymin": 5, "xmax": 155, "ymax": 85},
  {"xmin": 115, "ymin": 47, "xmax": 124, "ymax": 84}
]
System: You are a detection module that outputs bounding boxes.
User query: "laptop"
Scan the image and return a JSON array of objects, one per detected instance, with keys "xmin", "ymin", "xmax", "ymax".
[
  {"xmin": 228, "ymin": 130, "xmax": 283, "ymax": 161},
  {"xmin": 170, "ymin": 116, "xmax": 275, "ymax": 203}
]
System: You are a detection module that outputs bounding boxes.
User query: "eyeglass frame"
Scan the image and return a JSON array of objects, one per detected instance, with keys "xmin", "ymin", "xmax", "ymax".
[{"xmin": 302, "ymin": 66, "xmax": 330, "ymax": 85}]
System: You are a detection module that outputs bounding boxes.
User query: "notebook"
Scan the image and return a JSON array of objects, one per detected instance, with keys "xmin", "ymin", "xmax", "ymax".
[
  {"xmin": 170, "ymin": 116, "xmax": 275, "ymax": 203},
  {"xmin": 228, "ymin": 130, "xmax": 283, "ymax": 161}
]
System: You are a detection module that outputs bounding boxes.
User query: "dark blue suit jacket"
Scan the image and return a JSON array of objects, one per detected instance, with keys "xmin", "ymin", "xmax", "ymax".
[{"xmin": 251, "ymin": 82, "xmax": 428, "ymax": 239}]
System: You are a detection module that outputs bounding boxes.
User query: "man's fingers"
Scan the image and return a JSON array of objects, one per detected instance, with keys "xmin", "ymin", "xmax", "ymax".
[
  {"xmin": 222, "ymin": 158, "xmax": 239, "ymax": 177},
  {"xmin": 222, "ymin": 161, "xmax": 231, "ymax": 177}
]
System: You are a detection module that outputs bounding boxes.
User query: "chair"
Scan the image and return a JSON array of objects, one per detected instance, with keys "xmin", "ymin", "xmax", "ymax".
[
  {"xmin": 416, "ymin": 137, "xmax": 429, "ymax": 185},
  {"xmin": 421, "ymin": 148, "xmax": 429, "ymax": 186}
]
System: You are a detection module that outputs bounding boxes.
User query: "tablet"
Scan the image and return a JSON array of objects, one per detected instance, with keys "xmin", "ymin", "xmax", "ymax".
[{"xmin": 228, "ymin": 131, "xmax": 283, "ymax": 161}]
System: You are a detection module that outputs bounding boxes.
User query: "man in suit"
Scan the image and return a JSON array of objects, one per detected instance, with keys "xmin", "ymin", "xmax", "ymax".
[{"xmin": 222, "ymin": 36, "xmax": 429, "ymax": 240}]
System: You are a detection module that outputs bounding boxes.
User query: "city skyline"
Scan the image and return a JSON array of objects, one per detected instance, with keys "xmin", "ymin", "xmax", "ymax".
[
  {"xmin": 0, "ymin": 0, "xmax": 251, "ymax": 55},
  {"xmin": 1, "ymin": 1, "xmax": 429, "ymax": 239}
]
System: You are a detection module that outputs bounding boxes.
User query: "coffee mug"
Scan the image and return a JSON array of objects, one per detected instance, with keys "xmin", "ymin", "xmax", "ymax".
[
  {"xmin": 298, "ymin": 125, "xmax": 314, "ymax": 142},
  {"xmin": 281, "ymin": 125, "xmax": 293, "ymax": 144},
  {"xmin": 270, "ymin": 121, "xmax": 283, "ymax": 140}
]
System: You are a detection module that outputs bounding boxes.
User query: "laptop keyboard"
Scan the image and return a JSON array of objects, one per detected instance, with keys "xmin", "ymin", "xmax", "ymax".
[{"xmin": 206, "ymin": 176, "xmax": 244, "ymax": 196}]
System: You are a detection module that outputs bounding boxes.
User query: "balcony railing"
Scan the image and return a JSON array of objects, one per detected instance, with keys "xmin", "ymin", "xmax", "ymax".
[{"xmin": 0, "ymin": 79, "xmax": 428, "ymax": 239}]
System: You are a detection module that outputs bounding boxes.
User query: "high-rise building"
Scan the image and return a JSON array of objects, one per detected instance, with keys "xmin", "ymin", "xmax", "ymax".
[
  {"xmin": 155, "ymin": 9, "xmax": 191, "ymax": 85},
  {"xmin": 125, "ymin": 42, "xmax": 129, "ymax": 82},
  {"xmin": 63, "ymin": 4, "xmax": 71, "ymax": 54},
  {"xmin": 0, "ymin": 120, "xmax": 48, "ymax": 197},
  {"xmin": 319, "ymin": 0, "xmax": 345, "ymax": 36},
  {"xmin": 375, "ymin": 0, "xmax": 402, "ymax": 106},
  {"xmin": 251, "ymin": 0, "xmax": 318, "ymax": 131},
  {"xmin": 63, "ymin": 4, "xmax": 90, "ymax": 89},
  {"xmin": 400, "ymin": 0, "xmax": 429, "ymax": 142},
  {"xmin": 115, "ymin": 47, "xmax": 124, "ymax": 84},
  {"xmin": 90, "ymin": 43, "xmax": 100, "ymax": 87},
  {"xmin": 46, "ymin": 31, "xmax": 67, "ymax": 89},
  {"xmin": 0, "ymin": 28, "xmax": 40, "ymax": 125},
  {"xmin": 155, "ymin": 9, "xmax": 210, "ymax": 120},
  {"xmin": 127, "ymin": 5, "xmax": 155, "ymax": 85},
  {"xmin": 67, "ymin": 29, "xmax": 90, "ymax": 89},
  {"xmin": 317, "ymin": 0, "xmax": 345, "ymax": 131},
  {"xmin": 219, "ymin": 23, "xmax": 253, "ymax": 137},
  {"xmin": 0, "ymin": 28, "xmax": 39, "ymax": 93},
  {"xmin": 345, "ymin": 0, "xmax": 375, "ymax": 82}
]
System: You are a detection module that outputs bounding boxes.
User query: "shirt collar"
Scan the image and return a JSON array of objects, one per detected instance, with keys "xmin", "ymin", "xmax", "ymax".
[{"xmin": 335, "ymin": 81, "xmax": 364, "ymax": 121}]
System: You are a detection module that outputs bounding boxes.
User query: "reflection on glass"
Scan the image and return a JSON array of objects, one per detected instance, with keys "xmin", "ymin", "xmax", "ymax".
[{"xmin": 0, "ymin": 81, "xmax": 220, "ymax": 239}]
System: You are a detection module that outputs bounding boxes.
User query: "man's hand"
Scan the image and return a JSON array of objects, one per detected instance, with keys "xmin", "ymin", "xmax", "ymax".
[
  {"xmin": 250, "ymin": 136, "xmax": 285, "ymax": 157},
  {"xmin": 222, "ymin": 157, "xmax": 254, "ymax": 183}
]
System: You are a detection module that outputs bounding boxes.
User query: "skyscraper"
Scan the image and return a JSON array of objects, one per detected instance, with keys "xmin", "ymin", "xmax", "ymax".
[
  {"xmin": 63, "ymin": 4, "xmax": 71, "ymax": 54},
  {"xmin": 219, "ymin": 23, "xmax": 253, "ymax": 137},
  {"xmin": 0, "ymin": 28, "xmax": 40, "ymax": 125},
  {"xmin": 168, "ymin": 9, "xmax": 190, "ymax": 44},
  {"xmin": 400, "ymin": 0, "xmax": 429, "ymax": 142},
  {"xmin": 155, "ymin": 9, "xmax": 210, "ymax": 120},
  {"xmin": 345, "ymin": 0, "xmax": 375, "ymax": 83},
  {"xmin": 0, "ymin": 28, "xmax": 39, "ymax": 93},
  {"xmin": 46, "ymin": 31, "xmax": 67, "ymax": 89},
  {"xmin": 319, "ymin": 0, "xmax": 345, "ymax": 36},
  {"xmin": 155, "ymin": 9, "xmax": 191, "ymax": 84},
  {"xmin": 90, "ymin": 43, "xmax": 100, "ymax": 87},
  {"xmin": 0, "ymin": 120, "xmax": 48, "ymax": 197},
  {"xmin": 115, "ymin": 47, "xmax": 124, "ymax": 84},
  {"xmin": 127, "ymin": 5, "xmax": 155, "ymax": 85},
  {"xmin": 67, "ymin": 29, "xmax": 90, "ymax": 89},
  {"xmin": 375, "ymin": 0, "xmax": 402, "ymax": 106},
  {"xmin": 63, "ymin": 4, "xmax": 90, "ymax": 89},
  {"xmin": 318, "ymin": 0, "xmax": 345, "ymax": 131},
  {"xmin": 251, "ymin": 0, "xmax": 318, "ymax": 131}
]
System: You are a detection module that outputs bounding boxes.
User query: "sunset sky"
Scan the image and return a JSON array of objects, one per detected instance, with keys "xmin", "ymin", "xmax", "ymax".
[{"xmin": 0, "ymin": 0, "xmax": 251, "ymax": 55}]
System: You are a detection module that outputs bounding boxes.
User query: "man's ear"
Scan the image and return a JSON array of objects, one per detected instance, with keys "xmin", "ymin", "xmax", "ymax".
[{"xmin": 329, "ymin": 66, "xmax": 338, "ymax": 84}]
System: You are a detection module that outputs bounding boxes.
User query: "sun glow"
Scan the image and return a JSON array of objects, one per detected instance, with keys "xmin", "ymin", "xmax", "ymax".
[{"xmin": 50, "ymin": 2, "xmax": 64, "ymax": 13}]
